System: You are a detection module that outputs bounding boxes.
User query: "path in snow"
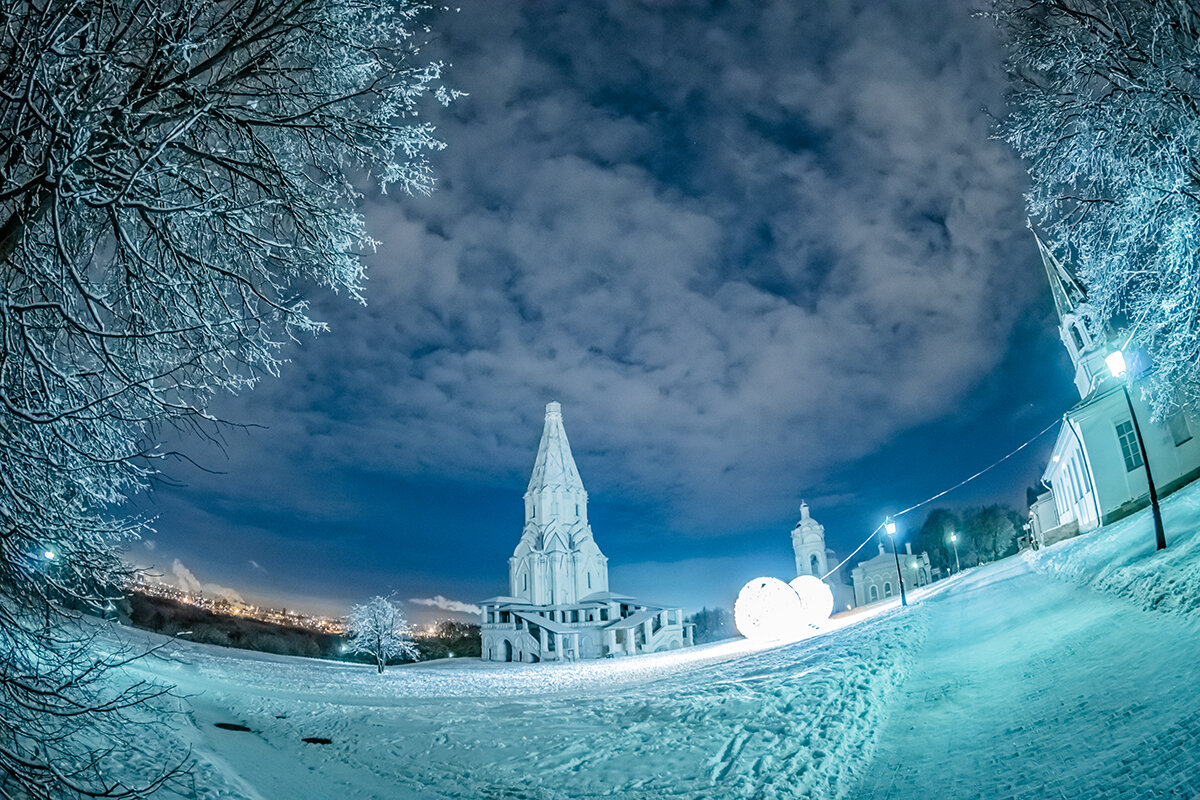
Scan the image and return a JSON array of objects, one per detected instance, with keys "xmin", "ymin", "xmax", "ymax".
[{"xmin": 857, "ymin": 556, "xmax": 1200, "ymax": 799}]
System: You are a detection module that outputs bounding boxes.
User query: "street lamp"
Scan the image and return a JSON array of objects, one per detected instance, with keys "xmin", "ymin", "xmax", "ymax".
[
  {"xmin": 883, "ymin": 517, "xmax": 908, "ymax": 607},
  {"xmin": 1106, "ymin": 350, "xmax": 1166, "ymax": 551},
  {"xmin": 949, "ymin": 531, "xmax": 961, "ymax": 574}
]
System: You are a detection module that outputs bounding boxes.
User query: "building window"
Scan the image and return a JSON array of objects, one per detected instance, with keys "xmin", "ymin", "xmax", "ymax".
[
  {"xmin": 869, "ymin": 585, "xmax": 878, "ymax": 602},
  {"xmin": 1075, "ymin": 321, "xmax": 1094, "ymax": 350},
  {"xmin": 1115, "ymin": 420, "xmax": 1144, "ymax": 472},
  {"xmin": 810, "ymin": 554, "xmax": 820, "ymax": 576},
  {"xmin": 587, "ymin": 572, "xmax": 591, "ymax": 589},
  {"xmin": 1168, "ymin": 413, "xmax": 1192, "ymax": 447},
  {"xmin": 884, "ymin": 581, "xmax": 893, "ymax": 597},
  {"xmin": 1070, "ymin": 324, "xmax": 1084, "ymax": 351}
]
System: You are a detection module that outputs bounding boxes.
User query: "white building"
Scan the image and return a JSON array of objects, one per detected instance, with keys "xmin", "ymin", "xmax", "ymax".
[
  {"xmin": 480, "ymin": 402, "xmax": 693, "ymax": 662},
  {"xmin": 850, "ymin": 541, "xmax": 931, "ymax": 607},
  {"xmin": 790, "ymin": 502, "xmax": 854, "ymax": 612},
  {"xmin": 1034, "ymin": 231, "xmax": 1200, "ymax": 539}
]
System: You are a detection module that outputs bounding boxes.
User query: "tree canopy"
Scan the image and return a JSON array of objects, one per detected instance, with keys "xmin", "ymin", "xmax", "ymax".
[{"xmin": 990, "ymin": 0, "xmax": 1200, "ymax": 417}]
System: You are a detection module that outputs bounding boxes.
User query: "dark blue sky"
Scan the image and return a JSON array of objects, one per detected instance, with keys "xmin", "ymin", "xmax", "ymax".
[{"xmin": 128, "ymin": 0, "xmax": 1080, "ymax": 620}]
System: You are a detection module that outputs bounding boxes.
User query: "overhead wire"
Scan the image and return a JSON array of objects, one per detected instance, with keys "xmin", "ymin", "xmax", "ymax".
[{"xmin": 818, "ymin": 416, "xmax": 1060, "ymax": 582}]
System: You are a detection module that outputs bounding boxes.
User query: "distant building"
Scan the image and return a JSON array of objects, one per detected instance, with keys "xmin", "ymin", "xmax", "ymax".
[
  {"xmin": 790, "ymin": 502, "xmax": 855, "ymax": 612},
  {"xmin": 480, "ymin": 402, "xmax": 693, "ymax": 662},
  {"xmin": 850, "ymin": 541, "xmax": 930, "ymax": 607},
  {"xmin": 1032, "ymin": 230, "xmax": 1200, "ymax": 539}
]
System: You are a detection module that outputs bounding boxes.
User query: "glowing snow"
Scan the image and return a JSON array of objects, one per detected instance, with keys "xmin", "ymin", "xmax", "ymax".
[
  {"xmin": 734, "ymin": 576, "xmax": 805, "ymax": 641},
  {"xmin": 790, "ymin": 575, "xmax": 834, "ymax": 624}
]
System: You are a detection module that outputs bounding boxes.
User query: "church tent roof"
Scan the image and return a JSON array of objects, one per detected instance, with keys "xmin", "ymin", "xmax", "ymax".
[
  {"xmin": 526, "ymin": 401, "xmax": 585, "ymax": 494},
  {"xmin": 1031, "ymin": 225, "xmax": 1088, "ymax": 319}
]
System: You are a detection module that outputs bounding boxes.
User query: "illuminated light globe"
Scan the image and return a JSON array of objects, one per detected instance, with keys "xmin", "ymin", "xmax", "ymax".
[
  {"xmin": 734, "ymin": 577, "xmax": 805, "ymax": 641},
  {"xmin": 789, "ymin": 575, "xmax": 834, "ymax": 625}
]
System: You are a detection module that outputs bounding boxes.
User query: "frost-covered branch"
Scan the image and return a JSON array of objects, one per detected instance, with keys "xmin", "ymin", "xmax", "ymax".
[
  {"xmin": 988, "ymin": 0, "xmax": 1200, "ymax": 417},
  {"xmin": 346, "ymin": 596, "xmax": 420, "ymax": 674},
  {"xmin": 0, "ymin": 0, "xmax": 454, "ymax": 794}
]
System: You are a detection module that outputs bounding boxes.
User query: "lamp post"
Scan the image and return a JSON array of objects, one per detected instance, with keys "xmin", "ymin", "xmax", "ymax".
[
  {"xmin": 1105, "ymin": 350, "xmax": 1166, "ymax": 551},
  {"xmin": 949, "ymin": 531, "xmax": 961, "ymax": 574},
  {"xmin": 884, "ymin": 517, "xmax": 908, "ymax": 607}
]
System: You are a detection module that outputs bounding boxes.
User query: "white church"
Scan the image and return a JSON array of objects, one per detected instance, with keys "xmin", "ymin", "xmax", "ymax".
[
  {"xmin": 480, "ymin": 402, "xmax": 693, "ymax": 662},
  {"xmin": 1029, "ymin": 230, "xmax": 1200, "ymax": 545},
  {"xmin": 790, "ymin": 502, "xmax": 854, "ymax": 612}
]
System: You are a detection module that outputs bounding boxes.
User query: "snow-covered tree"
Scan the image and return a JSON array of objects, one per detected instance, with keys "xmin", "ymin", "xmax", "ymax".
[
  {"xmin": 0, "ymin": 0, "xmax": 453, "ymax": 795},
  {"xmin": 988, "ymin": 0, "xmax": 1200, "ymax": 417},
  {"xmin": 346, "ymin": 596, "xmax": 420, "ymax": 674}
]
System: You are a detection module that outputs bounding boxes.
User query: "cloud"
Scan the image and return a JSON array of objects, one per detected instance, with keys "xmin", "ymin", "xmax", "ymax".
[
  {"xmin": 198, "ymin": 0, "xmax": 1030, "ymax": 525},
  {"xmin": 170, "ymin": 559, "xmax": 245, "ymax": 604},
  {"xmin": 134, "ymin": 0, "xmax": 1053, "ymax": 606},
  {"xmin": 248, "ymin": 559, "xmax": 267, "ymax": 574},
  {"xmin": 409, "ymin": 595, "xmax": 483, "ymax": 616}
]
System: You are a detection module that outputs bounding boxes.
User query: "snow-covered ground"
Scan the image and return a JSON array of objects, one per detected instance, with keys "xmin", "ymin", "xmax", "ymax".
[{"xmin": 109, "ymin": 482, "xmax": 1200, "ymax": 799}]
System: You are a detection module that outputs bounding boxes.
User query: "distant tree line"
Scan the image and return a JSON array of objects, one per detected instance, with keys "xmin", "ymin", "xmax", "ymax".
[
  {"xmin": 906, "ymin": 505, "xmax": 1025, "ymax": 577},
  {"xmin": 122, "ymin": 593, "xmax": 480, "ymax": 663},
  {"xmin": 686, "ymin": 607, "xmax": 737, "ymax": 644}
]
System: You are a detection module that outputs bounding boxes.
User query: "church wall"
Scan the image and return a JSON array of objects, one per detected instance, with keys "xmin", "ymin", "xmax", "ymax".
[{"xmin": 1067, "ymin": 391, "xmax": 1200, "ymax": 525}]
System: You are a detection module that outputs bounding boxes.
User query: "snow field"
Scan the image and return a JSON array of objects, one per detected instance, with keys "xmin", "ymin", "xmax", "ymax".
[
  {"xmin": 111, "ymin": 602, "xmax": 928, "ymax": 799},
  {"xmin": 1027, "ymin": 478, "xmax": 1200, "ymax": 619}
]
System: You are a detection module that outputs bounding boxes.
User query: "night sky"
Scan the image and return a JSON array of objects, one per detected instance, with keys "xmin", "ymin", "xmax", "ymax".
[{"xmin": 128, "ymin": 0, "xmax": 1081, "ymax": 621}]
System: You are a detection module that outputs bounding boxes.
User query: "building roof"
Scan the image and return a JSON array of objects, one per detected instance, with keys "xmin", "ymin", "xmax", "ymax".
[
  {"xmin": 1031, "ymin": 225, "xmax": 1088, "ymax": 320},
  {"xmin": 527, "ymin": 401, "xmax": 585, "ymax": 495},
  {"xmin": 510, "ymin": 609, "xmax": 574, "ymax": 635},
  {"xmin": 604, "ymin": 608, "xmax": 663, "ymax": 630}
]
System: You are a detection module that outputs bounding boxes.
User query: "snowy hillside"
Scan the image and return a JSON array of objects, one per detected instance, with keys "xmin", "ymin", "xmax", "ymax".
[
  {"xmin": 103, "ymin": 483, "xmax": 1200, "ymax": 799},
  {"xmin": 1027, "ymin": 477, "xmax": 1200, "ymax": 618}
]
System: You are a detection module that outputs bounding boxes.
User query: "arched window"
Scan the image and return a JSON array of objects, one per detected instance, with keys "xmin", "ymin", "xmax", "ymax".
[
  {"xmin": 587, "ymin": 572, "xmax": 592, "ymax": 589},
  {"xmin": 810, "ymin": 554, "xmax": 820, "ymax": 576},
  {"xmin": 1070, "ymin": 324, "xmax": 1084, "ymax": 351},
  {"xmin": 884, "ymin": 581, "xmax": 893, "ymax": 597},
  {"xmin": 521, "ymin": 573, "xmax": 527, "ymax": 592},
  {"xmin": 869, "ymin": 585, "xmax": 879, "ymax": 602}
]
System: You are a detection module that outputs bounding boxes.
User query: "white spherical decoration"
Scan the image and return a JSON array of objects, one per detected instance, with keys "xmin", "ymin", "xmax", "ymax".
[
  {"xmin": 789, "ymin": 575, "xmax": 834, "ymax": 625},
  {"xmin": 734, "ymin": 577, "xmax": 805, "ymax": 641}
]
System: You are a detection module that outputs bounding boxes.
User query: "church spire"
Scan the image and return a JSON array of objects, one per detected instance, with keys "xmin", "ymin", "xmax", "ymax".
[
  {"xmin": 1031, "ymin": 224, "xmax": 1087, "ymax": 320},
  {"xmin": 1029, "ymin": 224, "xmax": 1109, "ymax": 400},
  {"xmin": 511, "ymin": 402, "xmax": 608, "ymax": 605},
  {"xmin": 527, "ymin": 401, "xmax": 584, "ymax": 495}
]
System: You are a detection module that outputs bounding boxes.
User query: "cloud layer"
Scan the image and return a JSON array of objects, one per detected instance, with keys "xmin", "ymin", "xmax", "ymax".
[{"xmin": 138, "ymin": 0, "xmax": 1056, "ymax": 609}]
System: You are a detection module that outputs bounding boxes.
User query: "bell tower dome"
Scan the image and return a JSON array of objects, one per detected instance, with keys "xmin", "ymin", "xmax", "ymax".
[{"xmin": 791, "ymin": 501, "xmax": 829, "ymax": 579}]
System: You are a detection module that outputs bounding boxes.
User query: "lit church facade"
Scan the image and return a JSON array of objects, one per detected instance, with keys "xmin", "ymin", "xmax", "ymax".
[
  {"xmin": 480, "ymin": 402, "xmax": 693, "ymax": 662},
  {"xmin": 1031, "ymin": 230, "xmax": 1200, "ymax": 545}
]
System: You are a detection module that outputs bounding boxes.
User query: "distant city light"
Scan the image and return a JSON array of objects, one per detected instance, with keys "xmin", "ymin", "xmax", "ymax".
[{"xmin": 42, "ymin": 550, "xmax": 55, "ymax": 560}]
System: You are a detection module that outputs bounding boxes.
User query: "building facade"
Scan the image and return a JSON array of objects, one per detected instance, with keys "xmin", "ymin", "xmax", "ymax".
[
  {"xmin": 480, "ymin": 402, "xmax": 693, "ymax": 662},
  {"xmin": 790, "ymin": 502, "xmax": 855, "ymax": 612},
  {"xmin": 850, "ymin": 541, "xmax": 931, "ymax": 607},
  {"xmin": 1034, "ymin": 231, "xmax": 1200, "ymax": 538}
]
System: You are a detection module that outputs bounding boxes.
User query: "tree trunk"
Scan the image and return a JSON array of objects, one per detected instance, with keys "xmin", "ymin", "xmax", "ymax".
[{"xmin": 376, "ymin": 655, "xmax": 384, "ymax": 674}]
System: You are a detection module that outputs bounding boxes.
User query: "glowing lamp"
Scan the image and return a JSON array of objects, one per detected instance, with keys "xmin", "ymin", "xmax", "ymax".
[
  {"xmin": 884, "ymin": 517, "xmax": 897, "ymax": 536},
  {"xmin": 1106, "ymin": 350, "xmax": 1128, "ymax": 378},
  {"xmin": 734, "ymin": 577, "xmax": 805, "ymax": 641},
  {"xmin": 789, "ymin": 575, "xmax": 834, "ymax": 624},
  {"xmin": 43, "ymin": 551, "xmax": 55, "ymax": 560},
  {"xmin": 949, "ymin": 533, "xmax": 956, "ymax": 542}
]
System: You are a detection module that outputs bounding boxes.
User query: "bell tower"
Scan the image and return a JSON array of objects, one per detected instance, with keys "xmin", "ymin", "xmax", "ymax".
[{"xmin": 791, "ymin": 501, "xmax": 829, "ymax": 579}]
